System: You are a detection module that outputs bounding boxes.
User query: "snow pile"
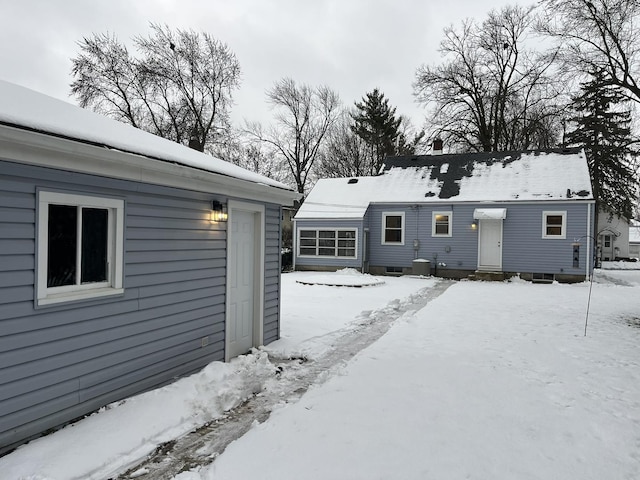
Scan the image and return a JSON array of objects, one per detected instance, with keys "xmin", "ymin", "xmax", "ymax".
[
  {"xmin": 0, "ymin": 352, "xmax": 276, "ymax": 480},
  {"xmin": 295, "ymin": 268, "xmax": 385, "ymax": 287}
]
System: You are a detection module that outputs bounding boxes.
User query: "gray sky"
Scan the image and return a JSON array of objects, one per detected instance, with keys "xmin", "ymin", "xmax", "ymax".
[{"xmin": 0, "ymin": 0, "xmax": 533, "ymax": 128}]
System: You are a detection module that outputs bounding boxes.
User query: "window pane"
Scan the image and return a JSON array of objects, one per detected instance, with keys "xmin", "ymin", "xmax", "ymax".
[
  {"xmin": 338, "ymin": 231, "xmax": 355, "ymax": 239},
  {"xmin": 435, "ymin": 224, "xmax": 449, "ymax": 235},
  {"xmin": 300, "ymin": 238, "xmax": 317, "ymax": 247},
  {"xmin": 318, "ymin": 248, "xmax": 334, "ymax": 256},
  {"xmin": 547, "ymin": 215, "xmax": 563, "ymax": 226},
  {"xmin": 81, "ymin": 208, "xmax": 108, "ymax": 284},
  {"xmin": 385, "ymin": 230, "xmax": 402, "ymax": 243},
  {"xmin": 48, "ymin": 205, "xmax": 77, "ymax": 287},
  {"xmin": 300, "ymin": 230, "xmax": 316, "ymax": 238},
  {"xmin": 338, "ymin": 239, "xmax": 355, "ymax": 248},
  {"xmin": 319, "ymin": 231, "xmax": 336, "ymax": 239},
  {"xmin": 318, "ymin": 239, "xmax": 335, "ymax": 248},
  {"xmin": 338, "ymin": 248, "xmax": 355, "ymax": 257},
  {"xmin": 385, "ymin": 216, "xmax": 402, "ymax": 228},
  {"xmin": 299, "ymin": 247, "xmax": 316, "ymax": 255},
  {"xmin": 547, "ymin": 226, "xmax": 562, "ymax": 236}
]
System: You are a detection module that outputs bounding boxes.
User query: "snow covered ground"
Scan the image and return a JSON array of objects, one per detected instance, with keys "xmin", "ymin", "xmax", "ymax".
[{"xmin": 1, "ymin": 269, "xmax": 639, "ymax": 480}]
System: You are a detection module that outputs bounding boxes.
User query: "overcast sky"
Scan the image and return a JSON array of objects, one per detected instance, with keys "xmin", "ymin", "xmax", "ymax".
[{"xmin": 0, "ymin": 0, "xmax": 533, "ymax": 129}]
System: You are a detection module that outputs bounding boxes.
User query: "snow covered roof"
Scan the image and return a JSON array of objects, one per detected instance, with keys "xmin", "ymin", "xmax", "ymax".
[
  {"xmin": 0, "ymin": 79, "xmax": 293, "ymax": 193},
  {"xmin": 296, "ymin": 149, "xmax": 593, "ymax": 220}
]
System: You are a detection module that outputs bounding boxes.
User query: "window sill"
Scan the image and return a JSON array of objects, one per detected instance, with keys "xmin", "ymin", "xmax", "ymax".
[{"xmin": 37, "ymin": 287, "xmax": 124, "ymax": 306}]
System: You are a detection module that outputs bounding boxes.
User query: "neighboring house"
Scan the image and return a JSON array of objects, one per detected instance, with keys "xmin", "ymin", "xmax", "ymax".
[
  {"xmin": 596, "ymin": 213, "xmax": 631, "ymax": 261},
  {"xmin": 294, "ymin": 149, "xmax": 595, "ymax": 282},
  {"xmin": 0, "ymin": 80, "xmax": 299, "ymax": 453},
  {"xmin": 629, "ymin": 221, "xmax": 640, "ymax": 260}
]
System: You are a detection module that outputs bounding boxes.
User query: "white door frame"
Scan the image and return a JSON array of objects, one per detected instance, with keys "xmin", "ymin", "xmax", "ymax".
[
  {"xmin": 477, "ymin": 219, "xmax": 503, "ymax": 271},
  {"xmin": 225, "ymin": 200, "xmax": 265, "ymax": 361}
]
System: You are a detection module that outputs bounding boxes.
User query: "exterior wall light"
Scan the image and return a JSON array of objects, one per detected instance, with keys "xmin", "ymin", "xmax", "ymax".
[
  {"xmin": 471, "ymin": 220, "xmax": 478, "ymax": 229},
  {"xmin": 211, "ymin": 200, "xmax": 228, "ymax": 222}
]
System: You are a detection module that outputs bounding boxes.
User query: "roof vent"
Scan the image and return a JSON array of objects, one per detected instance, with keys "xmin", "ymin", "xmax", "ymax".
[{"xmin": 348, "ymin": 178, "xmax": 358, "ymax": 184}]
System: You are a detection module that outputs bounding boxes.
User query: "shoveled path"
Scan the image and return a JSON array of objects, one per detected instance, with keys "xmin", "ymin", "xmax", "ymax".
[{"xmin": 115, "ymin": 279, "xmax": 454, "ymax": 480}]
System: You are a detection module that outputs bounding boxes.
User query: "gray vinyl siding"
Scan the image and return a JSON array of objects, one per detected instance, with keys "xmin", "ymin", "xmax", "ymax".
[
  {"xmin": 0, "ymin": 160, "xmax": 281, "ymax": 452},
  {"xmin": 263, "ymin": 204, "xmax": 281, "ymax": 344},
  {"xmin": 295, "ymin": 219, "xmax": 363, "ymax": 269},
  {"xmin": 365, "ymin": 202, "xmax": 592, "ymax": 275}
]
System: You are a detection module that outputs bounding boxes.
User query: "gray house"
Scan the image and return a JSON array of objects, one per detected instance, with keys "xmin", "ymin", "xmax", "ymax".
[
  {"xmin": 0, "ymin": 80, "xmax": 298, "ymax": 452},
  {"xmin": 294, "ymin": 149, "xmax": 595, "ymax": 282}
]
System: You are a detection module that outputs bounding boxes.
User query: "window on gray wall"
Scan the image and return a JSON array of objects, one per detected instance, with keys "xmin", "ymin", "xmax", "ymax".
[
  {"xmin": 382, "ymin": 212, "xmax": 404, "ymax": 245},
  {"xmin": 37, "ymin": 191, "xmax": 124, "ymax": 306},
  {"xmin": 298, "ymin": 229, "xmax": 357, "ymax": 258}
]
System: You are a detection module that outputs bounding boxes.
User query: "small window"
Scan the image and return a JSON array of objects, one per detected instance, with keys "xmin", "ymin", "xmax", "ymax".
[
  {"xmin": 382, "ymin": 212, "xmax": 404, "ymax": 245},
  {"xmin": 37, "ymin": 191, "xmax": 124, "ymax": 305},
  {"xmin": 297, "ymin": 229, "xmax": 357, "ymax": 258},
  {"xmin": 432, "ymin": 211, "xmax": 452, "ymax": 237},
  {"xmin": 542, "ymin": 211, "xmax": 566, "ymax": 239}
]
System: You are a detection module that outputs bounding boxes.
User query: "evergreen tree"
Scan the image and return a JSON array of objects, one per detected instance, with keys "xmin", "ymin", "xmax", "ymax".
[
  {"xmin": 566, "ymin": 71, "xmax": 638, "ymax": 221},
  {"xmin": 351, "ymin": 89, "xmax": 403, "ymax": 175}
]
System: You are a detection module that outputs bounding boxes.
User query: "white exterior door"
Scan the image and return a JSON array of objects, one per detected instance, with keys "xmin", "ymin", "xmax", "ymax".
[
  {"xmin": 227, "ymin": 208, "xmax": 258, "ymax": 359},
  {"xmin": 478, "ymin": 219, "xmax": 503, "ymax": 271}
]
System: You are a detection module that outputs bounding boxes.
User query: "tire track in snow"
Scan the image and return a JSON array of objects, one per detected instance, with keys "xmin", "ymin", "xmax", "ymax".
[{"xmin": 116, "ymin": 279, "xmax": 454, "ymax": 480}]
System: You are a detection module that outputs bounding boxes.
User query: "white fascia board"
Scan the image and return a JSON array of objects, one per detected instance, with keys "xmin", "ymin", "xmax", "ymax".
[{"xmin": 0, "ymin": 125, "xmax": 301, "ymax": 206}]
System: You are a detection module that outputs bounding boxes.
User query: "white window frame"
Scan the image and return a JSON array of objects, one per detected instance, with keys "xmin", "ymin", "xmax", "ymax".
[
  {"xmin": 432, "ymin": 211, "xmax": 453, "ymax": 237},
  {"xmin": 297, "ymin": 228, "xmax": 358, "ymax": 259},
  {"xmin": 37, "ymin": 191, "xmax": 125, "ymax": 306},
  {"xmin": 542, "ymin": 211, "xmax": 567, "ymax": 239},
  {"xmin": 381, "ymin": 212, "xmax": 405, "ymax": 245}
]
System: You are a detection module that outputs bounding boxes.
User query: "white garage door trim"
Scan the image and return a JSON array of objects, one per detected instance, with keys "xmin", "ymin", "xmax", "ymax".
[{"xmin": 225, "ymin": 200, "xmax": 265, "ymax": 361}]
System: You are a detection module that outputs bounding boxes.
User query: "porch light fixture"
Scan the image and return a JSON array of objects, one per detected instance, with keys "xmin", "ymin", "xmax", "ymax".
[
  {"xmin": 471, "ymin": 219, "xmax": 478, "ymax": 229},
  {"xmin": 211, "ymin": 200, "xmax": 228, "ymax": 222}
]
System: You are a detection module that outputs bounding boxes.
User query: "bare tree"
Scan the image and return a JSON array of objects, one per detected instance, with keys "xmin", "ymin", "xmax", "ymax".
[
  {"xmin": 538, "ymin": 0, "xmax": 640, "ymax": 103},
  {"xmin": 414, "ymin": 5, "xmax": 564, "ymax": 152},
  {"xmin": 316, "ymin": 109, "xmax": 371, "ymax": 178},
  {"xmin": 247, "ymin": 78, "xmax": 341, "ymax": 194},
  {"xmin": 71, "ymin": 23, "xmax": 241, "ymax": 152},
  {"xmin": 212, "ymin": 129, "xmax": 288, "ymax": 183}
]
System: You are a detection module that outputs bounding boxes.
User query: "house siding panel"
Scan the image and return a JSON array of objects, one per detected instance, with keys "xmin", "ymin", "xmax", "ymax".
[
  {"xmin": 365, "ymin": 202, "xmax": 591, "ymax": 277},
  {"xmin": 294, "ymin": 219, "xmax": 364, "ymax": 270},
  {"xmin": 0, "ymin": 160, "xmax": 282, "ymax": 452},
  {"xmin": 263, "ymin": 204, "xmax": 281, "ymax": 345}
]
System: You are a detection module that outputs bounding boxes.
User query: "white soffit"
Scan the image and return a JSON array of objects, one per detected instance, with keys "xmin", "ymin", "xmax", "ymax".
[{"xmin": 474, "ymin": 208, "xmax": 507, "ymax": 220}]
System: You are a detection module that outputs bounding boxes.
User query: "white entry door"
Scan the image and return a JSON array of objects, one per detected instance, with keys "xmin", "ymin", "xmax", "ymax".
[
  {"xmin": 478, "ymin": 219, "xmax": 503, "ymax": 271},
  {"xmin": 228, "ymin": 209, "xmax": 257, "ymax": 358}
]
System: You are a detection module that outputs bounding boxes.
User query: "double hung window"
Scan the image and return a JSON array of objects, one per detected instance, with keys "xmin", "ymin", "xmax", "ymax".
[
  {"xmin": 542, "ymin": 211, "xmax": 566, "ymax": 239},
  {"xmin": 382, "ymin": 213, "xmax": 404, "ymax": 245}
]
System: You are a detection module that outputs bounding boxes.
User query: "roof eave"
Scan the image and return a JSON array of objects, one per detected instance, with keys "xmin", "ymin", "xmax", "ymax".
[{"xmin": 0, "ymin": 124, "xmax": 300, "ymax": 206}]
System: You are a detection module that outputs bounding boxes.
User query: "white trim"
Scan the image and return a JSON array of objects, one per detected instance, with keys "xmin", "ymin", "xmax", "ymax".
[
  {"xmin": 432, "ymin": 211, "xmax": 453, "ymax": 237},
  {"xmin": 225, "ymin": 200, "xmax": 265, "ymax": 362},
  {"xmin": 381, "ymin": 212, "xmax": 405, "ymax": 245},
  {"xmin": 36, "ymin": 190, "xmax": 124, "ymax": 306},
  {"xmin": 296, "ymin": 227, "xmax": 358, "ymax": 259},
  {"xmin": 542, "ymin": 210, "xmax": 567, "ymax": 239},
  {"xmin": 1, "ymin": 124, "xmax": 299, "ymax": 206}
]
